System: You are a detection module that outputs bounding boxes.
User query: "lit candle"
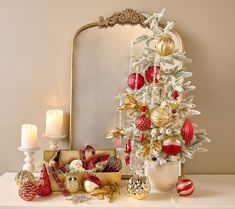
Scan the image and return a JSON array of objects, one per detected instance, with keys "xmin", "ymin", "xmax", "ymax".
[
  {"xmin": 45, "ymin": 109, "xmax": 63, "ymax": 137},
  {"xmin": 21, "ymin": 124, "xmax": 38, "ymax": 148}
]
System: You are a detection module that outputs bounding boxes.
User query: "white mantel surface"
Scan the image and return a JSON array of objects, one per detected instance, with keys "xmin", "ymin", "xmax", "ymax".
[{"xmin": 0, "ymin": 173, "xmax": 234, "ymax": 209}]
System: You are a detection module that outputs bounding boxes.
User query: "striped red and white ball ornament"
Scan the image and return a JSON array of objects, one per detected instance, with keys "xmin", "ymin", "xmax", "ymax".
[
  {"xmin": 18, "ymin": 180, "xmax": 37, "ymax": 201},
  {"xmin": 176, "ymin": 178, "xmax": 194, "ymax": 196}
]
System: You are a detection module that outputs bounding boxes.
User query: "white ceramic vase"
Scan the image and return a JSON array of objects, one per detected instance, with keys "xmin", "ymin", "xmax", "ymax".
[{"xmin": 144, "ymin": 160, "xmax": 178, "ymax": 192}]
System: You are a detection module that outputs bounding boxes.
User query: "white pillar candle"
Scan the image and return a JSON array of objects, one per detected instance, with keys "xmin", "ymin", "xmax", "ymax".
[
  {"xmin": 45, "ymin": 109, "xmax": 63, "ymax": 137},
  {"xmin": 21, "ymin": 124, "xmax": 38, "ymax": 149}
]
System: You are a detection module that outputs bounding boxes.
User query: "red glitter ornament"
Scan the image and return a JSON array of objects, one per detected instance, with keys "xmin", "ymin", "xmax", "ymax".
[
  {"xmin": 171, "ymin": 91, "xmax": 179, "ymax": 100},
  {"xmin": 162, "ymin": 137, "xmax": 181, "ymax": 156},
  {"xmin": 181, "ymin": 119, "xmax": 194, "ymax": 146},
  {"xmin": 176, "ymin": 178, "xmax": 194, "ymax": 196},
  {"xmin": 37, "ymin": 163, "xmax": 52, "ymax": 196},
  {"xmin": 19, "ymin": 180, "xmax": 37, "ymax": 201},
  {"xmin": 135, "ymin": 115, "xmax": 151, "ymax": 131},
  {"xmin": 145, "ymin": 66, "xmax": 160, "ymax": 83},
  {"xmin": 127, "ymin": 73, "xmax": 145, "ymax": 90},
  {"xmin": 125, "ymin": 155, "xmax": 130, "ymax": 165},
  {"xmin": 124, "ymin": 139, "xmax": 132, "ymax": 154}
]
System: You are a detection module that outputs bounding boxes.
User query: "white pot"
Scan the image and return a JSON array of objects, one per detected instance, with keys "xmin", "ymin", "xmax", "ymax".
[{"xmin": 144, "ymin": 160, "xmax": 178, "ymax": 192}]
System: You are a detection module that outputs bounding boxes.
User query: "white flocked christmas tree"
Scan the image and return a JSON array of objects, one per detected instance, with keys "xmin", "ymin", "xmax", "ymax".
[{"xmin": 107, "ymin": 9, "xmax": 210, "ymax": 172}]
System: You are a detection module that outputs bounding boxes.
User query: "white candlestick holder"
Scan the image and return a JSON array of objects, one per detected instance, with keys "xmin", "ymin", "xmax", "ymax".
[
  {"xmin": 42, "ymin": 134, "xmax": 66, "ymax": 150},
  {"xmin": 18, "ymin": 147, "xmax": 40, "ymax": 172}
]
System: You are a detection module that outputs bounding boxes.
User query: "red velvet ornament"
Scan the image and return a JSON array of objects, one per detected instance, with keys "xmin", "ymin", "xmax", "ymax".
[
  {"xmin": 171, "ymin": 91, "xmax": 179, "ymax": 100},
  {"xmin": 135, "ymin": 115, "xmax": 151, "ymax": 131},
  {"xmin": 176, "ymin": 178, "xmax": 194, "ymax": 196},
  {"xmin": 162, "ymin": 137, "xmax": 181, "ymax": 156},
  {"xmin": 181, "ymin": 119, "xmax": 194, "ymax": 146},
  {"xmin": 127, "ymin": 73, "xmax": 145, "ymax": 90},
  {"xmin": 145, "ymin": 66, "xmax": 160, "ymax": 83},
  {"xmin": 37, "ymin": 163, "xmax": 52, "ymax": 196}
]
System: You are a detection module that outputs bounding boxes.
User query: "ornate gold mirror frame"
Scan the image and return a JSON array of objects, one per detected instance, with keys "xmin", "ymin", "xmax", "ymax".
[{"xmin": 69, "ymin": 9, "xmax": 184, "ymax": 176}]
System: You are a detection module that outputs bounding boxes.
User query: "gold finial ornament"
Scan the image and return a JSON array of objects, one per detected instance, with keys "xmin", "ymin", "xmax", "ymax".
[
  {"xmin": 150, "ymin": 107, "xmax": 171, "ymax": 127},
  {"xmin": 156, "ymin": 34, "xmax": 175, "ymax": 56}
]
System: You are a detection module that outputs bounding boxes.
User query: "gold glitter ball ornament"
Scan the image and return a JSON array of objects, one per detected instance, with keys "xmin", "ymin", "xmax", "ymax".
[
  {"xmin": 150, "ymin": 107, "xmax": 171, "ymax": 127},
  {"xmin": 15, "ymin": 170, "xmax": 36, "ymax": 186},
  {"xmin": 156, "ymin": 34, "xmax": 175, "ymax": 56},
  {"xmin": 127, "ymin": 174, "xmax": 151, "ymax": 200}
]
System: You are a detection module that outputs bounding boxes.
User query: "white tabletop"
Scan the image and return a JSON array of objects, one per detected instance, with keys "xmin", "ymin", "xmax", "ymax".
[{"xmin": 0, "ymin": 173, "xmax": 234, "ymax": 209}]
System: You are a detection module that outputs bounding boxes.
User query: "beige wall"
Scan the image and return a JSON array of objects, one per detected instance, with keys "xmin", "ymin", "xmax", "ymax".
[{"xmin": 0, "ymin": 0, "xmax": 234, "ymax": 174}]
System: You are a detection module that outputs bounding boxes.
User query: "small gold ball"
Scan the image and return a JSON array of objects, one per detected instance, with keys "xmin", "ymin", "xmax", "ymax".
[
  {"xmin": 156, "ymin": 35, "xmax": 175, "ymax": 56},
  {"xmin": 150, "ymin": 107, "xmax": 171, "ymax": 127}
]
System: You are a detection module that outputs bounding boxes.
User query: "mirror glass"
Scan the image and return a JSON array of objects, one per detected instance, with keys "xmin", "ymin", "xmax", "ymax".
[{"xmin": 71, "ymin": 24, "xmax": 182, "ymax": 149}]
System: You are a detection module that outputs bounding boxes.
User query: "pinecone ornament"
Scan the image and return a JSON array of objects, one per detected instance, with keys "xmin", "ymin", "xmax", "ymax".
[
  {"xmin": 19, "ymin": 180, "xmax": 37, "ymax": 201},
  {"xmin": 103, "ymin": 156, "xmax": 122, "ymax": 172}
]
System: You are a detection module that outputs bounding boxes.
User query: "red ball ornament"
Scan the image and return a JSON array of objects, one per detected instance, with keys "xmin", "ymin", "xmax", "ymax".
[
  {"xmin": 135, "ymin": 115, "xmax": 151, "ymax": 131},
  {"xmin": 145, "ymin": 66, "xmax": 160, "ymax": 83},
  {"xmin": 162, "ymin": 137, "xmax": 181, "ymax": 156},
  {"xmin": 181, "ymin": 119, "xmax": 194, "ymax": 146},
  {"xmin": 19, "ymin": 180, "xmax": 37, "ymax": 201},
  {"xmin": 127, "ymin": 73, "xmax": 145, "ymax": 90},
  {"xmin": 176, "ymin": 178, "xmax": 194, "ymax": 196}
]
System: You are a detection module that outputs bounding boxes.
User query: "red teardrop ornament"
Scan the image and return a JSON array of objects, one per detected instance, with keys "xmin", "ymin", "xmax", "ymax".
[{"xmin": 181, "ymin": 119, "xmax": 194, "ymax": 146}]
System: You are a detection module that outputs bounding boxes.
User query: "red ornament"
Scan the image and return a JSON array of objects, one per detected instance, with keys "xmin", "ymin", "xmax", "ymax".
[
  {"xmin": 86, "ymin": 154, "xmax": 110, "ymax": 170},
  {"xmin": 127, "ymin": 73, "xmax": 145, "ymax": 90},
  {"xmin": 37, "ymin": 163, "xmax": 52, "ymax": 196},
  {"xmin": 181, "ymin": 119, "xmax": 194, "ymax": 146},
  {"xmin": 140, "ymin": 105, "xmax": 148, "ymax": 113},
  {"xmin": 162, "ymin": 137, "xmax": 181, "ymax": 155},
  {"xmin": 176, "ymin": 178, "xmax": 194, "ymax": 196},
  {"xmin": 145, "ymin": 66, "xmax": 160, "ymax": 83},
  {"xmin": 124, "ymin": 139, "xmax": 132, "ymax": 154},
  {"xmin": 139, "ymin": 132, "xmax": 145, "ymax": 143},
  {"xmin": 83, "ymin": 175, "xmax": 101, "ymax": 193},
  {"xmin": 125, "ymin": 155, "xmax": 130, "ymax": 165},
  {"xmin": 19, "ymin": 180, "xmax": 37, "ymax": 201},
  {"xmin": 171, "ymin": 91, "xmax": 179, "ymax": 100},
  {"xmin": 172, "ymin": 109, "xmax": 177, "ymax": 114},
  {"xmin": 135, "ymin": 115, "xmax": 151, "ymax": 131}
]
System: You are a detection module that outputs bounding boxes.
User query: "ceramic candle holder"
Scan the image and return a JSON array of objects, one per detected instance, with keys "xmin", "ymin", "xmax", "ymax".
[
  {"xmin": 18, "ymin": 146, "xmax": 40, "ymax": 172},
  {"xmin": 42, "ymin": 134, "xmax": 66, "ymax": 150}
]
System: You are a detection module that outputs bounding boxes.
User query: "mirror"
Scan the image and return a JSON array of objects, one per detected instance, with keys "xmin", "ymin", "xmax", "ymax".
[{"xmin": 69, "ymin": 9, "xmax": 183, "ymax": 149}]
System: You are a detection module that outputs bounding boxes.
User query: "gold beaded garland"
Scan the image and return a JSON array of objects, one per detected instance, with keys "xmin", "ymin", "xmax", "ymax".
[{"xmin": 156, "ymin": 34, "xmax": 175, "ymax": 56}]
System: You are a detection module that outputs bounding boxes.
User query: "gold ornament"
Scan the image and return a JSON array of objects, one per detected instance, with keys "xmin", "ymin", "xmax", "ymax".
[
  {"xmin": 156, "ymin": 34, "xmax": 175, "ymax": 56},
  {"xmin": 65, "ymin": 174, "xmax": 79, "ymax": 194},
  {"xmin": 150, "ymin": 107, "xmax": 171, "ymax": 127},
  {"xmin": 127, "ymin": 174, "xmax": 151, "ymax": 200},
  {"xmin": 170, "ymin": 100, "xmax": 180, "ymax": 110},
  {"xmin": 106, "ymin": 128, "xmax": 125, "ymax": 139},
  {"xmin": 15, "ymin": 170, "xmax": 36, "ymax": 186},
  {"xmin": 118, "ymin": 94, "xmax": 141, "ymax": 111}
]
